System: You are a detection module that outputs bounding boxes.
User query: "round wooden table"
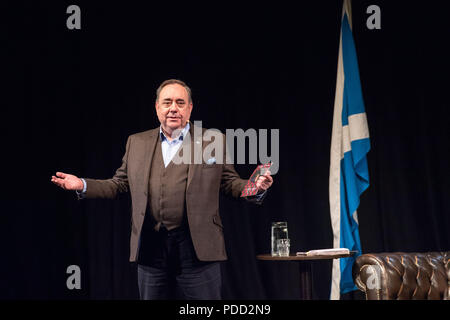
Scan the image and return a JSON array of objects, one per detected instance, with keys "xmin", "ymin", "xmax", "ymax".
[{"xmin": 256, "ymin": 253, "xmax": 353, "ymax": 300}]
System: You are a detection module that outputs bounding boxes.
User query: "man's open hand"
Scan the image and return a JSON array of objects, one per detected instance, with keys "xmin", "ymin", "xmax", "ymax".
[
  {"xmin": 51, "ymin": 172, "xmax": 84, "ymax": 191},
  {"xmin": 256, "ymin": 170, "xmax": 273, "ymax": 192}
]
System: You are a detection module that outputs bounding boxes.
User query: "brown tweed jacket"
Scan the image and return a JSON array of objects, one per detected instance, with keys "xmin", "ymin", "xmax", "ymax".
[{"xmin": 83, "ymin": 125, "xmax": 264, "ymax": 262}]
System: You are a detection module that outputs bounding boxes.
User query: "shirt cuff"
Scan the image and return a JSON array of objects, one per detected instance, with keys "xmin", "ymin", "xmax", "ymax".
[
  {"xmin": 75, "ymin": 178, "xmax": 87, "ymax": 199},
  {"xmin": 255, "ymin": 189, "xmax": 267, "ymax": 200}
]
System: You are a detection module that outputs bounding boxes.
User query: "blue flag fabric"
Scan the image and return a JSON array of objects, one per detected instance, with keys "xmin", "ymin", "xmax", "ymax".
[{"xmin": 329, "ymin": 0, "xmax": 370, "ymax": 299}]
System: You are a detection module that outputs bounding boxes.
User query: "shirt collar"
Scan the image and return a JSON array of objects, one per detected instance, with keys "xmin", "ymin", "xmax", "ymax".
[{"xmin": 159, "ymin": 122, "xmax": 190, "ymax": 142}]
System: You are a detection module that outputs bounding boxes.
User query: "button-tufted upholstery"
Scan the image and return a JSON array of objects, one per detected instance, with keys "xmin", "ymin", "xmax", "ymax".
[{"xmin": 352, "ymin": 251, "xmax": 450, "ymax": 300}]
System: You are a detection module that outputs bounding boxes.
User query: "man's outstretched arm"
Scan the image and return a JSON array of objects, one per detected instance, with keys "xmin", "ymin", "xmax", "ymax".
[{"xmin": 51, "ymin": 136, "xmax": 131, "ymax": 199}]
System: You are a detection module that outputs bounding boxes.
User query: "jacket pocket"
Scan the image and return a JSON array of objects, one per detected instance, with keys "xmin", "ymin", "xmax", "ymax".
[{"xmin": 212, "ymin": 213, "xmax": 223, "ymax": 229}]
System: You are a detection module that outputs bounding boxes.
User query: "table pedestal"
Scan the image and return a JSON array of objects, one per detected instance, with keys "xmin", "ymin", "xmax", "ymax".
[{"xmin": 299, "ymin": 261, "xmax": 312, "ymax": 300}]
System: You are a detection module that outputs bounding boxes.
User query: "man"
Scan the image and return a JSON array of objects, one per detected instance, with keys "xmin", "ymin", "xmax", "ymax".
[{"xmin": 51, "ymin": 79, "xmax": 273, "ymax": 300}]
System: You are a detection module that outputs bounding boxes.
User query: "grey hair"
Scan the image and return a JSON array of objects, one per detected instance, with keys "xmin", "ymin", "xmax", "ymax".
[{"xmin": 156, "ymin": 79, "xmax": 192, "ymax": 103}]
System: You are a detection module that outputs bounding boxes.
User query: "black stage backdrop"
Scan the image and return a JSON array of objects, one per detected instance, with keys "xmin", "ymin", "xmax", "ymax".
[{"xmin": 1, "ymin": 1, "xmax": 449, "ymax": 300}]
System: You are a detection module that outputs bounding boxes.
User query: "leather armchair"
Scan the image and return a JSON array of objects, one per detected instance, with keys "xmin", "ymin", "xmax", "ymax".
[{"xmin": 352, "ymin": 251, "xmax": 450, "ymax": 300}]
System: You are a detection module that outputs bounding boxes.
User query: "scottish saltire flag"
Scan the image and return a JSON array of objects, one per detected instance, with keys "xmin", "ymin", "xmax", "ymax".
[{"xmin": 329, "ymin": 0, "xmax": 370, "ymax": 300}]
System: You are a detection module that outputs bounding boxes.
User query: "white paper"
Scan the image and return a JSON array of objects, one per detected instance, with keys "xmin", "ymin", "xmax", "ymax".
[{"xmin": 296, "ymin": 248, "xmax": 350, "ymax": 256}]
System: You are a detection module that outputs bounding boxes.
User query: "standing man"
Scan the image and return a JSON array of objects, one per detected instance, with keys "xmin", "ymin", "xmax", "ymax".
[{"xmin": 51, "ymin": 79, "xmax": 273, "ymax": 300}]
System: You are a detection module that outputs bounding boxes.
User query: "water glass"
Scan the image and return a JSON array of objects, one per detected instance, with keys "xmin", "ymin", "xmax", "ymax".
[
  {"xmin": 277, "ymin": 239, "xmax": 290, "ymax": 257},
  {"xmin": 271, "ymin": 222, "xmax": 288, "ymax": 256}
]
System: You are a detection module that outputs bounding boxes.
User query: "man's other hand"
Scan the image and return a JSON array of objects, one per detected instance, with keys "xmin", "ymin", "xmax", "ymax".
[
  {"xmin": 256, "ymin": 170, "xmax": 273, "ymax": 192},
  {"xmin": 51, "ymin": 172, "xmax": 84, "ymax": 191}
]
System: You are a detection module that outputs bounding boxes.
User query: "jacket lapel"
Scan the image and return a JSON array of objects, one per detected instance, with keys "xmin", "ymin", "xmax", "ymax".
[
  {"xmin": 142, "ymin": 128, "xmax": 159, "ymax": 195},
  {"xmin": 187, "ymin": 124, "xmax": 203, "ymax": 190}
]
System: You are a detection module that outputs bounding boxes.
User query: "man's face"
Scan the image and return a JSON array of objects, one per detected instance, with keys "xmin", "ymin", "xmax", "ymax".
[{"xmin": 155, "ymin": 84, "xmax": 192, "ymax": 134}]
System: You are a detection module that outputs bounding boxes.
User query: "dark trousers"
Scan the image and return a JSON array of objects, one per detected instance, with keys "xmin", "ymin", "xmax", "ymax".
[{"xmin": 137, "ymin": 224, "xmax": 222, "ymax": 300}]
